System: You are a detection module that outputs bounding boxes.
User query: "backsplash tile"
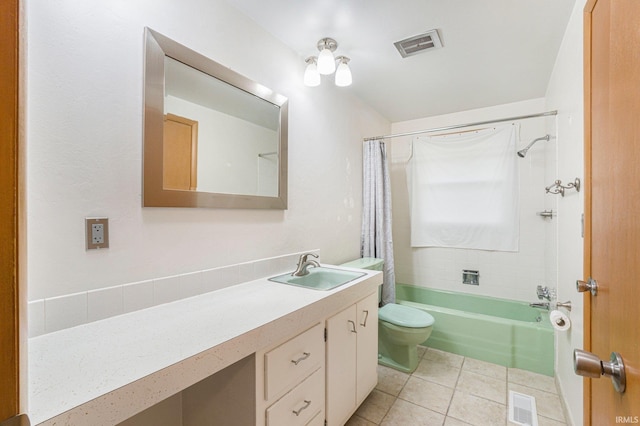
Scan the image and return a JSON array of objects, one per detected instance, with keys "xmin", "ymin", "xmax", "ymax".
[
  {"xmin": 88, "ymin": 286, "xmax": 124, "ymax": 322},
  {"xmin": 29, "ymin": 250, "xmax": 319, "ymax": 337},
  {"xmin": 45, "ymin": 292, "xmax": 88, "ymax": 333},
  {"xmin": 28, "ymin": 299, "xmax": 45, "ymax": 338},
  {"xmin": 123, "ymin": 280, "xmax": 154, "ymax": 313}
]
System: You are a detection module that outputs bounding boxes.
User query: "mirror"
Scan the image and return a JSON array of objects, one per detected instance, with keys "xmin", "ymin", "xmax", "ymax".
[{"xmin": 143, "ymin": 28, "xmax": 288, "ymax": 209}]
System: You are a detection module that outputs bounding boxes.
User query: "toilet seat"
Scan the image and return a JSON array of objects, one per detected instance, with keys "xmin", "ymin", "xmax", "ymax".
[{"xmin": 379, "ymin": 303, "xmax": 434, "ymax": 328}]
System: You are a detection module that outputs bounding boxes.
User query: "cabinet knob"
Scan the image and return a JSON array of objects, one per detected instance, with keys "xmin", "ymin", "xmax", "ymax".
[{"xmin": 348, "ymin": 320, "xmax": 357, "ymax": 333}]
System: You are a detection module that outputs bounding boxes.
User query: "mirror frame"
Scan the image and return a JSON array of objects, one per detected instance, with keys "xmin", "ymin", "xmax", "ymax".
[{"xmin": 143, "ymin": 28, "xmax": 288, "ymax": 209}]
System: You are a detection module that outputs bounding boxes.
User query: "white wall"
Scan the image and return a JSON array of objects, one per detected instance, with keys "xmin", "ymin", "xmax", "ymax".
[
  {"xmin": 25, "ymin": 0, "xmax": 389, "ymax": 302},
  {"xmin": 390, "ymin": 98, "xmax": 555, "ymax": 302},
  {"xmin": 545, "ymin": 0, "xmax": 587, "ymax": 424}
]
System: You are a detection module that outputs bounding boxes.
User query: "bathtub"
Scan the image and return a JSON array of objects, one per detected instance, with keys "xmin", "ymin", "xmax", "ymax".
[{"xmin": 395, "ymin": 284, "xmax": 554, "ymax": 376}]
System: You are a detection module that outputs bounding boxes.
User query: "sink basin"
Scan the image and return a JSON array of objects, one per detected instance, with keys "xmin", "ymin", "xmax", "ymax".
[{"xmin": 269, "ymin": 267, "xmax": 366, "ymax": 291}]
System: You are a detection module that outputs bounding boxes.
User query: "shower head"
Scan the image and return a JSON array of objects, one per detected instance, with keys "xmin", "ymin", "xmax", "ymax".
[{"xmin": 517, "ymin": 134, "xmax": 551, "ymax": 158}]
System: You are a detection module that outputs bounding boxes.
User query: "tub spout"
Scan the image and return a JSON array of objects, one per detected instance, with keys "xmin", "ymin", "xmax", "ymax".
[{"xmin": 529, "ymin": 302, "xmax": 550, "ymax": 310}]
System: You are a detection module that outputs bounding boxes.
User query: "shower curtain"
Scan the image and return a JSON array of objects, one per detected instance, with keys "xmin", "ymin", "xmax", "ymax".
[{"xmin": 361, "ymin": 140, "xmax": 396, "ymax": 305}]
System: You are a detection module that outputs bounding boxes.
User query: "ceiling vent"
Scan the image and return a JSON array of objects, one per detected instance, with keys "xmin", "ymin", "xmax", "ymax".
[{"xmin": 394, "ymin": 29, "xmax": 443, "ymax": 58}]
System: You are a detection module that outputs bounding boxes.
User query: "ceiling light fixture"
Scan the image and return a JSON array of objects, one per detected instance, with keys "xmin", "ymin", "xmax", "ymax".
[
  {"xmin": 334, "ymin": 56, "xmax": 352, "ymax": 87},
  {"xmin": 304, "ymin": 38, "xmax": 352, "ymax": 87},
  {"xmin": 316, "ymin": 38, "xmax": 338, "ymax": 75},
  {"xmin": 303, "ymin": 57, "xmax": 321, "ymax": 87}
]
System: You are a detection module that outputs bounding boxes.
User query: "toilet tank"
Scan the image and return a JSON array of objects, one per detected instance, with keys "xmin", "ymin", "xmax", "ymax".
[
  {"xmin": 341, "ymin": 257, "xmax": 384, "ymax": 302},
  {"xmin": 340, "ymin": 257, "xmax": 384, "ymax": 271}
]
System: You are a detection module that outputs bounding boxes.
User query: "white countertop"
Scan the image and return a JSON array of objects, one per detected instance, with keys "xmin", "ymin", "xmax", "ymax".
[{"xmin": 29, "ymin": 267, "xmax": 381, "ymax": 425}]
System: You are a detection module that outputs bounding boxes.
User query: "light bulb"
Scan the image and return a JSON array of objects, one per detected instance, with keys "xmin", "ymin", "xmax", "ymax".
[
  {"xmin": 335, "ymin": 57, "xmax": 352, "ymax": 87},
  {"xmin": 303, "ymin": 59, "xmax": 321, "ymax": 87},
  {"xmin": 317, "ymin": 48, "xmax": 336, "ymax": 75}
]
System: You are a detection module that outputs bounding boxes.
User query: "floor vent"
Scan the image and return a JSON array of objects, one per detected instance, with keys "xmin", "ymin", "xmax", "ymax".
[
  {"xmin": 509, "ymin": 390, "xmax": 538, "ymax": 426},
  {"xmin": 394, "ymin": 29, "xmax": 443, "ymax": 58}
]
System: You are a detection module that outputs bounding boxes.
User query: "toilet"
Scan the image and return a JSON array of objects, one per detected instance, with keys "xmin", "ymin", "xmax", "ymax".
[{"xmin": 340, "ymin": 257, "xmax": 435, "ymax": 373}]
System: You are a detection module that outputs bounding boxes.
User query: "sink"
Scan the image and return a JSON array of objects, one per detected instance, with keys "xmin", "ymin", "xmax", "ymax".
[{"xmin": 269, "ymin": 267, "xmax": 366, "ymax": 291}]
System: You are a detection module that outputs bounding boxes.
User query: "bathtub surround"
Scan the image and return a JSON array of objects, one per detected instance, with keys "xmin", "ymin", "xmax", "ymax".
[
  {"xmin": 391, "ymin": 98, "xmax": 550, "ymax": 303},
  {"xmin": 361, "ymin": 140, "xmax": 396, "ymax": 305}
]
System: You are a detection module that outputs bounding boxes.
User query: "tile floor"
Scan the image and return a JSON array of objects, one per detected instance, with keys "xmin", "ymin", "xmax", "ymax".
[{"xmin": 346, "ymin": 347, "xmax": 567, "ymax": 426}]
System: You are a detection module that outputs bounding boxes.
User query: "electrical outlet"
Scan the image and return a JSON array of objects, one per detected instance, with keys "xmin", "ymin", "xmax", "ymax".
[
  {"xmin": 86, "ymin": 218, "xmax": 109, "ymax": 250},
  {"xmin": 92, "ymin": 224, "xmax": 104, "ymax": 244}
]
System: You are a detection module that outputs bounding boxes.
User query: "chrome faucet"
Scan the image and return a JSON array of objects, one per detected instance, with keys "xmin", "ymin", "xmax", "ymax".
[
  {"xmin": 292, "ymin": 253, "xmax": 320, "ymax": 277},
  {"xmin": 536, "ymin": 285, "xmax": 555, "ymax": 301},
  {"xmin": 529, "ymin": 302, "xmax": 550, "ymax": 310}
]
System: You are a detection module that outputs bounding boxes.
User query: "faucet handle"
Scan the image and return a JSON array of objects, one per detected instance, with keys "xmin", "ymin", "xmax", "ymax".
[{"xmin": 300, "ymin": 253, "xmax": 318, "ymax": 262}]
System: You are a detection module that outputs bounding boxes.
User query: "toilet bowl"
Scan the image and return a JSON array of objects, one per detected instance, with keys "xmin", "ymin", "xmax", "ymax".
[
  {"xmin": 340, "ymin": 257, "xmax": 436, "ymax": 373},
  {"xmin": 377, "ymin": 303, "xmax": 434, "ymax": 373}
]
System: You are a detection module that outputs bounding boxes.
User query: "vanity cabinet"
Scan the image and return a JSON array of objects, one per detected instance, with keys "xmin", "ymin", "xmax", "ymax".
[
  {"xmin": 257, "ymin": 322, "xmax": 325, "ymax": 426},
  {"xmin": 326, "ymin": 292, "xmax": 378, "ymax": 426}
]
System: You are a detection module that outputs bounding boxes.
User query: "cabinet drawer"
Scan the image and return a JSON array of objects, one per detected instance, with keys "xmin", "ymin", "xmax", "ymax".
[
  {"xmin": 266, "ymin": 368, "xmax": 324, "ymax": 426},
  {"xmin": 264, "ymin": 322, "xmax": 324, "ymax": 400}
]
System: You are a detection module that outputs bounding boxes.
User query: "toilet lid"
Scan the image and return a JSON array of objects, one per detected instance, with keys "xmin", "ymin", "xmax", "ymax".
[{"xmin": 379, "ymin": 303, "xmax": 435, "ymax": 328}]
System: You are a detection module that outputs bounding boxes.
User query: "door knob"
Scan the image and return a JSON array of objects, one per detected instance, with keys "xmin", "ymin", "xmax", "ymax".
[
  {"xmin": 576, "ymin": 277, "xmax": 598, "ymax": 296},
  {"xmin": 574, "ymin": 349, "xmax": 626, "ymax": 393}
]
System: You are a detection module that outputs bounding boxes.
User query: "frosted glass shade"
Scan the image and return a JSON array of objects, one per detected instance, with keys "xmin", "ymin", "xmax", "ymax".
[
  {"xmin": 317, "ymin": 48, "xmax": 336, "ymax": 75},
  {"xmin": 304, "ymin": 62, "xmax": 321, "ymax": 87},
  {"xmin": 335, "ymin": 61, "xmax": 352, "ymax": 87}
]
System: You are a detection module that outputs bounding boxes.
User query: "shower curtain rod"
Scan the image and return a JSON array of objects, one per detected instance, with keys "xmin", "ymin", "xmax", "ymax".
[{"xmin": 363, "ymin": 110, "xmax": 557, "ymax": 142}]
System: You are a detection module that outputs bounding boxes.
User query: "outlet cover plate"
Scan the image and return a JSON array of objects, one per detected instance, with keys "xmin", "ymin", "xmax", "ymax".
[{"xmin": 86, "ymin": 217, "xmax": 109, "ymax": 250}]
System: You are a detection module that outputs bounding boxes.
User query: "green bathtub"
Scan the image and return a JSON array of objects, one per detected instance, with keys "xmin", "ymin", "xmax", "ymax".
[{"xmin": 396, "ymin": 283, "xmax": 554, "ymax": 376}]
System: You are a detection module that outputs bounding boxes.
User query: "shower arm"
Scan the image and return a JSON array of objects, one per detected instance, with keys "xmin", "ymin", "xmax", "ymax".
[{"xmin": 518, "ymin": 134, "xmax": 551, "ymax": 157}]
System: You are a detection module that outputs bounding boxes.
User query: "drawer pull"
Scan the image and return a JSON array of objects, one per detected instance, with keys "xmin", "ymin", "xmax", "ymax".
[
  {"xmin": 292, "ymin": 400, "xmax": 311, "ymax": 416},
  {"xmin": 360, "ymin": 309, "xmax": 369, "ymax": 327},
  {"xmin": 291, "ymin": 352, "xmax": 311, "ymax": 365},
  {"xmin": 348, "ymin": 320, "xmax": 357, "ymax": 333}
]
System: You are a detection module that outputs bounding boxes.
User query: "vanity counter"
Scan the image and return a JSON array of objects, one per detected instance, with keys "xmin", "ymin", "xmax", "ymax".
[{"xmin": 29, "ymin": 266, "xmax": 381, "ymax": 425}]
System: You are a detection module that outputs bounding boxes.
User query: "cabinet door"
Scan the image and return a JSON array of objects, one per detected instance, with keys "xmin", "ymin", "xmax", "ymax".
[
  {"xmin": 325, "ymin": 304, "xmax": 357, "ymax": 426},
  {"xmin": 356, "ymin": 292, "xmax": 378, "ymax": 404}
]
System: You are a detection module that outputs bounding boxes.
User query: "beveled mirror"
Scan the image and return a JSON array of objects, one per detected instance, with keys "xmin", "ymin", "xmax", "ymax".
[{"xmin": 143, "ymin": 28, "xmax": 288, "ymax": 209}]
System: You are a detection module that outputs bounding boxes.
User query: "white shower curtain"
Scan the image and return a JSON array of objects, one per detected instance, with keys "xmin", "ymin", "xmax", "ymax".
[
  {"xmin": 362, "ymin": 140, "xmax": 396, "ymax": 305},
  {"xmin": 407, "ymin": 125, "xmax": 519, "ymax": 251}
]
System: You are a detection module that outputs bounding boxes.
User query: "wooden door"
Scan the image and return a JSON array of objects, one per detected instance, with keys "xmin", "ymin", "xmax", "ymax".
[
  {"xmin": 584, "ymin": 0, "xmax": 640, "ymax": 424},
  {"xmin": 0, "ymin": 0, "xmax": 25, "ymax": 421},
  {"xmin": 163, "ymin": 113, "xmax": 198, "ymax": 191},
  {"xmin": 356, "ymin": 292, "xmax": 378, "ymax": 405},
  {"xmin": 326, "ymin": 305, "xmax": 357, "ymax": 426}
]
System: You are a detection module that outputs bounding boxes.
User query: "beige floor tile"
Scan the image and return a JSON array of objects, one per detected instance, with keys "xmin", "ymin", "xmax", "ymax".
[
  {"xmin": 508, "ymin": 383, "xmax": 565, "ymax": 423},
  {"xmin": 508, "ymin": 368, "xmax": 557, "ymax": 394},
  {"xmin": 345, "ymin": 414, "xmax": 378, "ymax": 426},
  {"xmin": 423, "ymin": 347, "xmax": 465, "ymax": 368},
  {"xmin": 376, "ymin": 364, "xmax": 410, "ymax": 396},
  {"xmin": 380, "ymin": 399, "xmax": 445, "ymax": 426},
  {"xmin": 355, "ymin": 389, "xmax": 396, "ymax": 424},
  {"xmin": 536, "ymin": 415, "xmax": 567, "ymax": 426},
  {"xmin": 413, "ymin": 357, "xmax": 461, "ymax": 388},
  {"xmin": 398, "ymin": 376, "xmax": 454, "ymax": 414},
  {"xmin": 457, "ymin": 370, "xmax": 507, "ymax": 405},
  {"xmin": 462, "ymin": 357, "xmax": 507, "ymax": 381},
  {"xmin": 448, "ymin": 390, "xmax": 507, "ymax": 426},
  {"xmin": 418, "ymin": 345, "xmax": 428, "ymax": 359},
  {"xmin": 445, "ymin": 417, "xmax": 474, "ymax": 426}
]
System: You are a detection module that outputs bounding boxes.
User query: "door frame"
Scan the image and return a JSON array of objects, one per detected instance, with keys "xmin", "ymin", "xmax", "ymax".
[
  {"xmin": 0, "ymin": 0, "xmax": 26, "ymax": 420},
  {"xmin": 583, "ymin": 1, "xmax": 595, "ymax": 425}
]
